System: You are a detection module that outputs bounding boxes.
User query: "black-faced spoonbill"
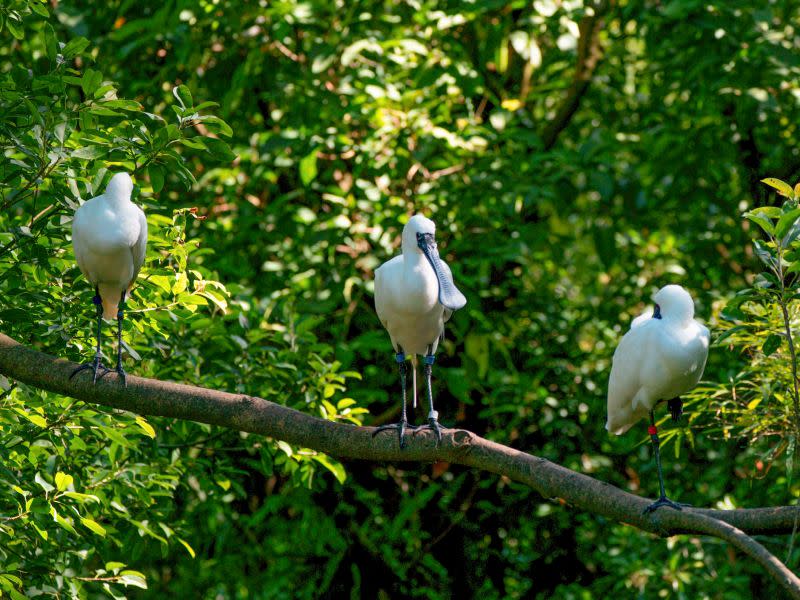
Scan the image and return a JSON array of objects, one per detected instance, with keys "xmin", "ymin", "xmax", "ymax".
[
  {"xmin": 606, "ymin": 284, "xmax": 709, "ymax": 513},
  {"xmin": 373, "ymin": 214, "xmax": 467, "ymax": 448},
  {"xmin": 70, "ymin": 172, "xmax": 147, "ymax": 385}
]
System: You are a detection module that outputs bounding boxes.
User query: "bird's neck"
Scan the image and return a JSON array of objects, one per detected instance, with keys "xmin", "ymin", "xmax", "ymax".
[
  {"xmin": 403, "ymin": 247, "xmax": 427, "ymax": 270},
  {"xmin": 104, "ymin": 193, "xmax": 131, "ymax": 209},
  {"xmin": 662, "ymin": 315, "xmax": 692, "ymax": 327}
]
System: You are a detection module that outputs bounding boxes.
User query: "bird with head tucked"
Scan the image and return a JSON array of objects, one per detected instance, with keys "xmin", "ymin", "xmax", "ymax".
[
  {"xmin": 607, "ymin": 284, "xmax": 709, "ymax": 513},
  {"xmin": 71, "ymin": 172, "xmax": 147, "ymax": 385}
]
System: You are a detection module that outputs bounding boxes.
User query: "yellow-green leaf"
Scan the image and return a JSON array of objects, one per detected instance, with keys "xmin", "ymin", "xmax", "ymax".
[
  {"xmin": 762, "ymin": 177, "xmax": 794, "ymax": 197},
  {"xmin": 299, "ymin": 149, "xmax": 318, "ymax": 186},
  {"xmin": 54, "ymin": 472, "xmax": 73, "ymax": 491},
  {"xmin": 81, "ymin": 517, "xmax": 106, "ymax": 536},
  {"xmin": 25, "ymin": 413, "xmax": 47, "ymax": 428},
  {"xmin": 135, "ymin": 416, "xmax": 156, "ymax": 439},
  {"xmin": 178, "ymin": 537, "xmax": 196, "ymax": 558}
]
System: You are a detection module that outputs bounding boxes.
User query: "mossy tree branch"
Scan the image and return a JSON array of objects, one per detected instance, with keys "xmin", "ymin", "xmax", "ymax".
[{"xmin": 1, "ymin": 332, "xmax": 799, "ymax": 596}]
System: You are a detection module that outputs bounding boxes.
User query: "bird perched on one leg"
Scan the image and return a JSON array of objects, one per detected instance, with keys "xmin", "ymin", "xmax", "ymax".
[
  {"xmin": 71, "ymin": 172, "xmax": 147, "ymax": 385},
  {"xmin": 606, "ymin": 284, "xmax": 709, "ymax": 513},
  {"xmin": 373, "ymin": 214, "xmax": 467, "ymax": 449}
]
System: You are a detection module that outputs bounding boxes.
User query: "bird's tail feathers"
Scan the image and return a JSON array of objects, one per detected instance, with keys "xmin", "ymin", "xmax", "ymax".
[
  {"xmin": 98, "ymin": 284, "xmax": 121, "ymax": 320},
  {"xmin": 411, "ymin": 355, "xmax": 418, "ymax": 409}
]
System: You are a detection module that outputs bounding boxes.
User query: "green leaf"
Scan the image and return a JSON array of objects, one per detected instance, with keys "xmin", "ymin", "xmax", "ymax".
[
  {"xmin": 54, "ymin": 471, "xmax": 72, "ymax": 491},
  {"xmin": 743, "ymin": 210, "xmax": 774, "ymax": 235},
  {"xmin": 81, "ymin": 517, "xmax": 106, "ymax": 536},
  {"xmin": 313, "ymin": 454, "xmax": 347, "ymax": 484},
  {"xmin": 6, "ymin": 17, "xmax": 23, "ymax": 40},
  {"xmin": 52, "ymin": 510, "xmax": 77, "ymax": 535},
  {"xmin": 72, "ymin": 145, "xmax": 109, "ymax": 160},
  {"xmin": 0, "ymin": 574, "xmax": 22, "ymax": 586},
  {"xmin": 177, "ymin": 537, "xmax": 196, "ymax": 558},
  {"xmin": 119, "ymin": 572, "xmax": 148, "ymax": 589},
  {"xmin": 148, "ymin": 164, "xmax": 165, "ymax": 193},
  {"xmin": 198, "ymin": 115, "xmax": 233, "ymax": 137},
  {"xmin": 44, "ymin": 24, "xmax": 57, "ymax": 61},
  {"xmin": 762, "ymin": 177, "xmax": 795, "ymax": 198},
  {"xmin": 714, "ymin": 325, "xmax": 747, "ymax": 345},
  {"xmin": 25, "ymin": 413, "xmax": 47, "ymax": 428},
  {"xmin": 63, "ymin": 491, "xmax": 100, "ymax": 503},
  {"xmin": 62, "ymin": 36, "xmax": 90, "ymax": 59},
  {"xmin": 753, "ymin": 239, "xmax": 775, "ymax": 269},
  {"xmin": 776, "ymin": 208, "xmax": 800, "ymax": 241},
  {"xmin": 9, "ymin": 589, "xmax": 27, "ymax": 600},
  {"xmin": 100, "ymin": 99, "xmax": 143, "ymax": 110},
  {"xmin": 30, "ymin": 2, "xmax": 49, "ymax": 17},
  {"xmin": 299, "ymin": 149, "xmax": 318, "ymax": 186},
  {"xmin": 81, "ymin": 68, "xmax": 103, "ymax": 96},
  {"xmin": 203, "ymin": 137, "xmax": 236, "ymax": 162},
  {"xmin": 276, "ymin": 440, "xmax": 293, "ymax": 457},
  {"xmin": 762, "ymin": 334, "xmax": 782, "ymax": 356},
  {"xmin": 173, "ymin": 85, "xmax": 193, "ymax": 109}
]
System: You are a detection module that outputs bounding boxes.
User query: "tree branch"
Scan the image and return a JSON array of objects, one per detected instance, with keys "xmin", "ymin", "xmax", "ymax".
[
  {"xmin": 1, "ymin": 332, "xmax": 799, "ymax": 596},
  {"xmin": 541, "ymin": 0, "xmax": 611, "ymax": 151}
]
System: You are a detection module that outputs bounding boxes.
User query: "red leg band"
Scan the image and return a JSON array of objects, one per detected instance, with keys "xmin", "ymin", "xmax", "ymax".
[{"xmin": 648, "ymin": 426, "xmax": 658, "ymax": 435}]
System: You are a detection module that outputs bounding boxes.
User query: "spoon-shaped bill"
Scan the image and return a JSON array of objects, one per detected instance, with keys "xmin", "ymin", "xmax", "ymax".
[{"xmin": 417, "ymin": 233, "xmax": 467, "ymax": 311}]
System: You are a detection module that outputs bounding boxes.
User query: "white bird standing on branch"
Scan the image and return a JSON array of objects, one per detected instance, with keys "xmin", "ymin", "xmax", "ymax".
[
  {"xmin": 373, "ymin": 214, "xmax": 467, "ymax": 448},
  {"xmin": 70, "ymin": 172, "xmax": 148, "ymax": 385},
  {"xmin": 607, "ymin": 284, "xmax": 709, "ymax": 513}
]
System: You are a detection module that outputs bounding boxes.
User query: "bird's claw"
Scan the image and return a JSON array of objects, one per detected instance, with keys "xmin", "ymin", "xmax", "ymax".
[
  {"xmin": 413, "ymin": 418, "xmax": 444, "ymax": 447},
  {"xmin": 373, "ymin": 421, "xmax": 415, "ymax": 449},
  {"xmin": 115, "ymin": 364, "xmax": 127, "ymax": 387},
  {"xmin": 643, "ymin": 496, "xmax": 690, "ymax": 514},
  {"xmin": 69, "ymin": 357, "xmax": 109, "ymax": 384}
]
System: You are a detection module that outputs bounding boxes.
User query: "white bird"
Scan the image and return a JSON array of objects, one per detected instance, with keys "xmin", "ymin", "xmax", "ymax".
[
  {"xmin": 607, "ymin": 284, "xmax": 710, "ymax": 512},
  {"xmin": 373, "ymin": 214, "xmax": 467, "ymax": 448},
  {"xmin": 71, "ymin": 172, "xmax": 147, "ymax": 385}
]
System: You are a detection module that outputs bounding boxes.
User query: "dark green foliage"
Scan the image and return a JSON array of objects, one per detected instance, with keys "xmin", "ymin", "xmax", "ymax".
[{"xmin": 2, "ymin": 0, "xmax": 800, "ymax": 598}]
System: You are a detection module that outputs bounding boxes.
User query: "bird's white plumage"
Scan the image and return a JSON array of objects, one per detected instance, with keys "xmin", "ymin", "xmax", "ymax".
[
  {"xmin": 72, "ymin": 173, "xmax": 147, "ymax": 319},
  {"xmin": 606, "ymin": 285, "xmax": 710, "ymax": 434},
  {"xmin": 374, "ymin": 215, "xmax": 463, "ymax": 357}
]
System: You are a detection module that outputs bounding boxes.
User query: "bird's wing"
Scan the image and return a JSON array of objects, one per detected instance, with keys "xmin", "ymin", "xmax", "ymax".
[
  {"xmin": 373, "ymin": 261, "xmax": 390, "ymax": 329},
  {"xmin": 128, "ymin": 207, "xmax": 148, "ymax": 290},
  {"xmin": 606, "ymin": 324, "xmax": 651, "ymax": 434},
  {"xmin": 71, "ymin": 200, "xmax": 93, "ymax": 281},
  {"xmin": 631, "ymin": 307, "xmax": 654, "ymax": 329}
]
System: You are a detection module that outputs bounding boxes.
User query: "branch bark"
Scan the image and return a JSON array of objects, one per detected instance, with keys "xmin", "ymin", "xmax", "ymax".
[{"xmin": 1, "ymin": 332, "xmax": 799, "ymax": 595}]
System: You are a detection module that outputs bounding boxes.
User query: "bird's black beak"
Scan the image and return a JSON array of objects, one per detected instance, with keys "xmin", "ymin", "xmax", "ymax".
[
  {"xmin": 416, "ymin": 232, "xmax": 467, "ymax": 311},
  {"xmin": 653, "ymin": 303, "xmax": 662, "ymax": 320}
]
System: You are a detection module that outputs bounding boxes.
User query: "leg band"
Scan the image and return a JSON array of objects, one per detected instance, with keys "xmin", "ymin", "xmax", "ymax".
[
  {"xmin": 395, "ymin": 352, "xmax": 406, "ymax": 363},
  {"xmin": 423, "ymin": 355, "xmax": 435, "ymax": 365}
]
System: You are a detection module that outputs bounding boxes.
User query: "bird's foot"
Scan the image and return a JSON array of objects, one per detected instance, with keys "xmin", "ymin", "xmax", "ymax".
[
  {"xmin": 115, "ymin": 363, "xmax": 127, "ymax": 387},
  {"xmin": 643, "ymin": 496, "xmax": 691, "ymax": 514},
  {"xmin": 413, "ymin": 411, "xmax": 443, "ymax": 446},
  {"xmin": 69, "ymin": 356, "xmax": 109, "ymax": 384},
  {"xmin": 372, "ymin": 420, "xmax": 416, "ymax": 449}
]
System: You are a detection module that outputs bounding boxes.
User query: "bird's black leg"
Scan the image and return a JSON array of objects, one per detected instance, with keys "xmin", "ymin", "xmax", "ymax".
[
  {"xmin": 373, "ymin": 349, "xmax": 415, "ymax": 449},
  {"xmin": 414, "ymin": 348, "xmax": 443, "ymax": 446},
  {"xmin": 70, "ymin": 287, "xmax": 109, "ymax": 384},
  {"xmin": 114, "ymin": 290, "xmax": 127, "ymax": 386},
  {"xmin": 667, "ymin": 397, "xmax": 683, "ymax": 421},
  {"xmin": 643, "ymin": 410, "xmax": 690, "ymax": 514}
]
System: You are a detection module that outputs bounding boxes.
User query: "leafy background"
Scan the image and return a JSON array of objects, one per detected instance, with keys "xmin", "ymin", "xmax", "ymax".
[{"xmin": 2, "ymin": 0, "xmax": 800, "ymax": 598}]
